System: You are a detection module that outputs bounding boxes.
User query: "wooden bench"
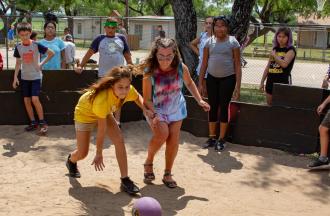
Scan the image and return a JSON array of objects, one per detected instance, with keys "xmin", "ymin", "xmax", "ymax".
[{"xmin": 252, "ymin": 47, "xmax": 271, "ymax": 57}]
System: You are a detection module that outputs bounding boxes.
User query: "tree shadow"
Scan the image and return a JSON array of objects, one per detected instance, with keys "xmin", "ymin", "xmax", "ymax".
[
  {"xmin": 68, "ymin": 177, "xmax": 135, "ymax": 216},
  {"xmin": 1, "ymin": 126, "xmax": 44, "ymax": 157},
  {"xmin": 139, "ymin": 184, "xmax": 208, "ymax": 216},
  {"xmin": 197, "ymin": 148, "xmax": 243, "ymax": 173}
]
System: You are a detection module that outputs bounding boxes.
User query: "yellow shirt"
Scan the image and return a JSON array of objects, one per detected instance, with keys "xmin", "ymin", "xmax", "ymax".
[{"xmin": 74, "ymin": 85, "xmax": 139, "ymax": 123}]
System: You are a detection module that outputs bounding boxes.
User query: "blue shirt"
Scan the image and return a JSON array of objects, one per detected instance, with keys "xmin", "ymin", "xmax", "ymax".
[
  {"xmin": 90, "ymin": 34, "xmax": 130, "ymax": 77},
  {"xmin": 39, "ymin": 37, "xmax": 65, "ymax": 70}
]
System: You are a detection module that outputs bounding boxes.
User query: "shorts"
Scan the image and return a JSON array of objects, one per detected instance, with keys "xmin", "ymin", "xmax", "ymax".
[
  {"xmin": 321, "ymin": 110, "xmax": 330, "ymax": 128},
  {"xmin": 265, "ymin": 74, "xmax": 291, "ymax": 95},
  {"xmin": 21, "ymin": 79, "xmax": 42, "ymax": 97},
  {"xmin": 75, "ymin": 121, "xmax": 97, "ymax": 132},
  {"xmin": 146, "ymin": 103, "xmax": 187, "ymax": 124}
]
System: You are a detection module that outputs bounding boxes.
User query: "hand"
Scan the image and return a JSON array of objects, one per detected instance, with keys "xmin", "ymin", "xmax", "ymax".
[
  {"xmin": 151, "ymin": 116, "xmax": 160, "ymax": 128},
  {"xmin": 198, "ymin": 79, "xmax": 207, "ymax": 97},
  {"xmin": 198, "ymin": 100, "xmax": 210, "ymax": 112},
  {"xmin": 12, "ymin": 77, "xmax": 19, "ymax": 89},
  {"xmin": 270, "ymin": 50, "xmax": 276, "ymax": 58},
  {"xmin": 91, "ymin": 153, "xmax": 105, "ymax": 171},
  {"xmin": 259, "ymin": 83, "xmax": 265, "ymax": 92},
  {"xmin": 317, "ymin": 104, "xmax": 326, "ymax": 115},
  {"xmin": 232, "ymin": 87, "xmax": 240, "ymax": 101},
  {"xmin": 145, "ymin": 109, "xmax": 155, "ymax": 120},
  {"xmin": 75, "ymin": 66, "xmax": 83, "ymax": 74}
]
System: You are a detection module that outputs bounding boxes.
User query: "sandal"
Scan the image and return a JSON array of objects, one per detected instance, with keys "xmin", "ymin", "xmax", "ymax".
[
  {"xmin": 143, "ymin": 163, "xmax": 155, "ymax": 183},
  {"xmin": 162, "ymin": 170, "xmax": 177, "ymax": 188}
]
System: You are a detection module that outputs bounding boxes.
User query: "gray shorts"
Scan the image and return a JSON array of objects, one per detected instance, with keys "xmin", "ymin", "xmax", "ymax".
[
  {"xmin": 75, "ymin": 121, "xmax": 97, "ymax": 132},
  {"xmin": 321, "ymin": 110, "xmax": 330, "ymax": 128}
]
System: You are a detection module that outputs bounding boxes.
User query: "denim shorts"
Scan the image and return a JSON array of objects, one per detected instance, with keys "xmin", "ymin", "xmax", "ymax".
[{"xmin": 20, "ymin": 79, "xmax": 41, "ymax": 97}]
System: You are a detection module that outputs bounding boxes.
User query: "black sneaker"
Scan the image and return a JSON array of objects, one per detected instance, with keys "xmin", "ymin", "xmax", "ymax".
[
  {"xmin": 202, "ymin": 138, "xmax": 217, "ymax": 149},
  {"xmin": 66, "ymin": 155, "xmax": 81, "ymax": 178},
  {"xmin": 308, "ymin": 158, "xmax": 330, "ymax": 170},
  {"xmin": 121, "ymin": 177, "xmax": 140, "ymax": 195},
  {"xmin": 25, "ymin": 122, "xmax": 38, "ymax": 132},
  {"xmin": 215, "ymin": 139, "xmax": 226, "ymax": 152}
]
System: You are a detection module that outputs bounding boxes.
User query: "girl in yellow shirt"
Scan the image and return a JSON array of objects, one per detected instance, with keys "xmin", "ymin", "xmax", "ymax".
[{"xmin": 66, "ymin": 65, "xmax": 148, "ymax": 195}]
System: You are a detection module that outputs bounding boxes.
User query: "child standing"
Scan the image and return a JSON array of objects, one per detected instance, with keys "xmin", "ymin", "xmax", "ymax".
[
  {"xmin": 308, "ymin": 95, "xmax": 330, "ymax": 169},
  {"xmin": 63, "ymin": 34, "xmax": 76, "ymax": 69},
  {"xmin": 12, "ymin": 22, "xmax": 54, "ymax": 133},
  {"xmin": 141, "ymin": 38, "xmax": 210, "ymax": 188},
  {"xmin": 66, "ymin": 65, "xmax": 146, "ymax": 195},
  {"xmin": 259, "ymin": 27, "xmax": 296, "ymax": 105},
  {"xmin": 7, "ymin": 25, "xmax": 15, "ymax": 50},
  {"xmin": 198, "ymin": 16, "xmax": 242, "ymax": 151}
]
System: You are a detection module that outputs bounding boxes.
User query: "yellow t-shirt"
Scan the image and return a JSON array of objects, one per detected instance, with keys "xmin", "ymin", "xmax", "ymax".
[{"xmin": 74, "ymin": 85, "xmax": 139, "ymax": 123}]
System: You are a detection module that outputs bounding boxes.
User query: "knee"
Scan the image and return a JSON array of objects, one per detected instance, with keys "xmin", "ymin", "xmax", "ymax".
[
  {"xmin": 24, "ymin": 97, "xmax": 31, "ymax": 103},
  {"xmin": 31, "ymin": 96, "xmax": 40, "ymax": 104},
  {"xmin": 319, "ymin": 125, "xmax": 329, "ymax": 134},
  {"xmin": 154, "ymin": 130, "xmax": 169, "ymax": 143}
]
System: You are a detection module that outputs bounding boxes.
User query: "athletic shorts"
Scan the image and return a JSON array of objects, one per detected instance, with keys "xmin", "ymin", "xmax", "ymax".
[
  {"xmin": 321, "ymin": 110, "xmax": 330, "ymax": 128},
  {"xmin": 75, "ymin": 121, "xmax": 97, "ymax": 132},
  {"xmin": 21, "ymin": 79, "xmax": 42, "ymax": 97},
  {"xmin": 265, "ymin": 74, "xmax": 291, "ymax": 95}
]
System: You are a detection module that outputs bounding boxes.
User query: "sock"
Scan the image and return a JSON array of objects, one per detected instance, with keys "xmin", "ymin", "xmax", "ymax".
[{"xmin": 319, "ymin": 156, "xmax": 328, "ymax": 162}]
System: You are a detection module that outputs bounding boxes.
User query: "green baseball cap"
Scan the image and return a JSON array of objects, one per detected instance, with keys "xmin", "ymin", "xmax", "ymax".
[{"xmin": 104, "ymin": 21, "xmax": 118, "ymax": 27}]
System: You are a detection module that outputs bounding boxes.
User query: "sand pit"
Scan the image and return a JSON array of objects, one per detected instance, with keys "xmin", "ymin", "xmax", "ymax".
[{"xmin": 0, "ymin": 121, "xmax": 329, "ymax": 215}]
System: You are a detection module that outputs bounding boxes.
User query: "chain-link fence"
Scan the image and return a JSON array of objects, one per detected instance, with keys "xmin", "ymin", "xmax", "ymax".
[{"xmin": 1, "ymin": 15, "xmax": 329, "ymax": 91}]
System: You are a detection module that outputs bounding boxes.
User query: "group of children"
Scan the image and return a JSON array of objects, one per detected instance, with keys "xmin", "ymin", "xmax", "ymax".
[{"xmin": 11, "ymin": 15, "xmax": 329, "ymax": 195}]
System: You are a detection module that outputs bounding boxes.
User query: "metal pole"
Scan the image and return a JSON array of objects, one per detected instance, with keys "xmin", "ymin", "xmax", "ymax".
[{"xmin": 125, "ymin": 0, "xmax": 129, "ymax": 31}]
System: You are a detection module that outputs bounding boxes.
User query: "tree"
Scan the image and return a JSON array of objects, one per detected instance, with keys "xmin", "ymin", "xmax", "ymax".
[{"xmin": 169, "ymin": 0, "xmax": 198, "ymax": 73}]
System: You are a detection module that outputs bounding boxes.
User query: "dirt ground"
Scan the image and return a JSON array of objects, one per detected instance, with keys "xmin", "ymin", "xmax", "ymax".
[{"xmin": 0, "ymin": 121, "xmax": 329, "ymax": 216}]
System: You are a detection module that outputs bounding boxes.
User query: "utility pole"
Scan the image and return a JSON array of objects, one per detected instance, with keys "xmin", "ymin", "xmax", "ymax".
[{"xmin": 125, "ymin": 0, "xmax": 129, "ymax": 31}]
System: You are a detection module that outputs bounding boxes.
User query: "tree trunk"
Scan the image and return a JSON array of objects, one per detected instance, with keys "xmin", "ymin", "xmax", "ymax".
[
  {"xmin": 229, "ymin": 0, "xmax": 256, "ymax": 44},
  {"xmin": 169, "ymin": 0, "xmax": 198, "ymax": 74}
]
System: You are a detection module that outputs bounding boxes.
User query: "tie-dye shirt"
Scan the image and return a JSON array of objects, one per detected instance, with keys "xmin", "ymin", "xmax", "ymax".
[{"xmin": 151, "ymin": 63, "xmax": 186, "ymax": 116}]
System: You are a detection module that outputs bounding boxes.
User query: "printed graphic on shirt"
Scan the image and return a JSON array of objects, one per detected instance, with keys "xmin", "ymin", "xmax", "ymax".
[
  {"xmin": 22, "ymin": 50, "xmax": 34, "ymax": 64},
  {"xmin": 269, "ymin": 51, "xmax": 285, "ymax": 74}
]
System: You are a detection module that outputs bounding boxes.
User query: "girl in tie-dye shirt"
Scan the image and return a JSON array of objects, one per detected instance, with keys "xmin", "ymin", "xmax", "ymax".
[{"xmin": 141, "ymin": 38, "xmax": 210, "ymax": 188}]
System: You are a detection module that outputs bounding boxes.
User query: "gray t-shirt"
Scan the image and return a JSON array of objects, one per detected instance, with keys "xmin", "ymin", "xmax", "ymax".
[
  {"xmin": 90, "ymin": 34, "xmax": 130, "ymax": 77},
  {"xmin": 205, "ymin": 36, "xmax": 240, "ymax": 78},
  {"xmin": 14, "ymin": 41, "xmax": 48, "ymax": 80}
]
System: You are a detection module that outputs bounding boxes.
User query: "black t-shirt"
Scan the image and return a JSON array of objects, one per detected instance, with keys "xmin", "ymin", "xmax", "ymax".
[{"xmin": 268, "ymin": 46, "xmax": 296, "ymax": 76}]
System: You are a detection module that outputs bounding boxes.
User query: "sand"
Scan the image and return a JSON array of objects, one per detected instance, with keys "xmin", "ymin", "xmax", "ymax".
[{"xmin": 0, "ymin": 120, "xmax": 329, "ymax": 216}]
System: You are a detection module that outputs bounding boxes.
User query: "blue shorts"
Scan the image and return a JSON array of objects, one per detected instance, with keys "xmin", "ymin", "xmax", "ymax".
[{"xmin": 21, "ymin": 79, "xmax": 42, "ymax": 97}]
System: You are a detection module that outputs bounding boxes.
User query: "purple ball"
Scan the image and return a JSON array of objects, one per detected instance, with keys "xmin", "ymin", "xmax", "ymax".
[{"xmin": 132, "ymin": 197, "xmax": 162, "ymax": 216}]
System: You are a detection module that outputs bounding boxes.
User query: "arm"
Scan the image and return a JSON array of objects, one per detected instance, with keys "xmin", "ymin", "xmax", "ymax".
[
  {"xmin": 75, "ymin": 48, "xmax": 95, "ymax": 74},
  {"xmin": 232, "ymin": 47, "xmax": 242, "ymax": 100},
  {"xmin": 183, "ymin": 64, "xmax": 210, "ymax": 112},
  {"xmin": 40, "ymin": 49, "xmax": 55, "ymax": 68},
  {"xmin": 198, "ymin": 47, "xmax": 209, "ymax": 96},
  {"xmin": 134, "ymin": 93, "xmax": 154, "ymax": 117},
  {"xmin": 61, "ymin": 49, "xmax": 66, "ymax": 69},
  {"xmin": 271, "ymin": 50, "xmax": 295, "ymax": 68},
  {"xmin": 12, "ymin": 58, "xmax": 22, "ymax": 89},
  {"xmin": 259, "ymin": 57, "xmax": 272, "ymax": 92},
  {"xmin": 189, "ymin": 36, "xmax": 201, "ymax": 55},
  {"xmin": 124, "ymin": 51, "xmax": 133, "ymax": 65},
  {"xmin": 91, "ymin": 118, "xmax": 107, "ymax": 171},
  {"xmin": 142, "ymin": 75, "xmax": 156, "ymax": 118}
]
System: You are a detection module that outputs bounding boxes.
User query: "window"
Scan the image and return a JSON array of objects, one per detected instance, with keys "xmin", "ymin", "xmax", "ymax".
[
  {"xmin": 134, "ymin": 24, "xmax": 143, "ymax": 40},
  {"xmin": 78, "ymin": 23, "xmax": 82, "ymax": 34}
]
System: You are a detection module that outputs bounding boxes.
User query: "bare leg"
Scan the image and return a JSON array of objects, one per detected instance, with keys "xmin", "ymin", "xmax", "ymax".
[
  {"xmin": 219, "ymin": 122, "xmax": 228, "ymax": 140},
  {"xmin": 266, "ymin": 93, "xmax": 272, "ymax": 106},
  {"xmin": 70, "ymin": 130, "xmax": 91, "ymax": 163},
  {"xmin": 208, "ymin": 122, "xmax": 217, "ymax": 137},
  {"xmin": 319, "ymin": 125, "xmax": 329, "ymax": 157},
  {"xmin": 106, "ymin": 114, "xmax": 128, "ymax": 178},
  {"xmin": 24, "ymin": 97, "xmax": 35, "ymax": 121},
  {"xmin": 31, "ymin": 96, "xmax": 44, "ymax": 120}
]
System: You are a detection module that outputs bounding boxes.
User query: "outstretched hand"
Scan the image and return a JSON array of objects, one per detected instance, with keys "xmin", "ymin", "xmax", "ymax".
[
  {"xmin": 91, "ymin": 153, "xmax": 105, "ymax": 171},
  {"xmin": 198, "ymin": 100, "xmax": 210, "ymax": 112}
]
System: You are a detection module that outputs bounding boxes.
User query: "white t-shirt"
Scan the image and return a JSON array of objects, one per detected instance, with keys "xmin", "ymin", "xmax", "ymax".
[{"xmin": 64, "ymin": 41, "xmax": 75, "ymax": 64}]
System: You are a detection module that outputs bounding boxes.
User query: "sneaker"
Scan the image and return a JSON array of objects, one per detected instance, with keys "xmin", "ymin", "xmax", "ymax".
[
  {"xmin": 121, "ymin": 177, "xmax": 140, "ymax": 195},
  {"xmin": 308, "ymin": 158, "xmax": 330, "ymax": 170},
  {"xmin": 215, "ymin": 139, "xmax": 226, "ymax": 152},
  {"xmin": 25, "ymin": 122, "xmax": 38, "ymax": 132},
  {"xmin": 66, "ymin": 155, "xmax": 81, "ymax": 178},
  {"xmin": 202, "ymin": 138, "xmax": 217, "ymax": 149}
]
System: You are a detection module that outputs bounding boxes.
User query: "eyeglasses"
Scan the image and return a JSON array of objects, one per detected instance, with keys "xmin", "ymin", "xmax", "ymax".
[
  {"xmin": 46, "ymin": 26, "xmax": 55, "ymax": 29},
  {"xmin": 156, "ymin": 54, "xmax": 174, "ymax": 61}
]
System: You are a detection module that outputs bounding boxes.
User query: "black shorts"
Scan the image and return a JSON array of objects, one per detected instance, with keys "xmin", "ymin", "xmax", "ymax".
[
  {"xmin": 21, "ymin": 79, "xmax": 42, "ymax": 97},
  {"xmin": 265, "ymin": 74, "xmax": 291, "ymax": 95}
]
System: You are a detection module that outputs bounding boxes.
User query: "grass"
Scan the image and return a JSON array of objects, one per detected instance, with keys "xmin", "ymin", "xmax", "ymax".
[{"xmin": 239, "ymin": 84, "xmax": 266, "ymax": 104}]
